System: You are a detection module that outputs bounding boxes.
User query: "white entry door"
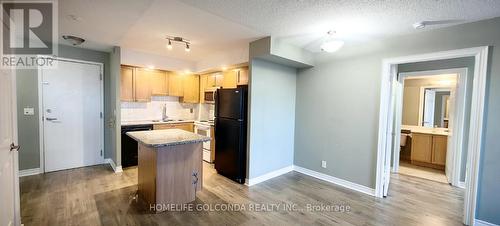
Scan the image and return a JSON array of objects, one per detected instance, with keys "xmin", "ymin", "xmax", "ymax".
[
  {"xmin": 0, "ymin": 68, "xmax": 21, "ymax": 226},
  {"xmin": 41, "ymin": 60, "xmax": 103, "ymax": 172}
]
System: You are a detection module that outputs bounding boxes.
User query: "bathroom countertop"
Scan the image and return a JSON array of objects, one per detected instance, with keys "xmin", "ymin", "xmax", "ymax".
[{"xmin": 401, "ymin": 125, "xmax": 450, "ymax": 136}]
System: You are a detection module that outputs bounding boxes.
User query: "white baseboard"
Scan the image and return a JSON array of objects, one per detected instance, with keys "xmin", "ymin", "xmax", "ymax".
[
  {"xmin": 245, "ymin": 165, "xmax": 294, "ymax": 186},
  {"xmin": 293, "ymin": 165, "xmax": 376, "ymax": 197},
  {"xmin": 19, "ymin": 168, "xmax": 41, "ymax": 177},
  {"xmin": 244, "ymin": 165, "xmax": 375, "ymax": 197},
  {"xmin": 475, "ymin": 219, "xmax": 499, "ymax": 226},
  {"xmin": 104, "ymin": 158, "xmax": 123, "ymax": 173}
]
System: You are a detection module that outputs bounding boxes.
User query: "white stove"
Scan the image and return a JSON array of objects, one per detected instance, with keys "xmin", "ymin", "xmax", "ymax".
[{"xmin": 194, "ymin": 120, "xmax": 214, "ymax": 162}]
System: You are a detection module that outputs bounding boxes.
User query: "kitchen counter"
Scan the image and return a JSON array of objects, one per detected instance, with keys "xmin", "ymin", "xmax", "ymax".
[
  {"xmin": 127, "ymin": 129, "xmax": 210, "ymax": 148},
  {"xmin": 402, "ymin": 125, "xmax": 449, "ymax": 136},
  {"xmin": 121, "ymin": 119, "xmax": 195, "ymax": 126}
]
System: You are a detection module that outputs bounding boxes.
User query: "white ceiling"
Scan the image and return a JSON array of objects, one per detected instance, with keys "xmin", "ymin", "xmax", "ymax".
[
  {"xmin": 59, "ymin": 0, "xmax": 500, "ymax": 59},
  {"xmin": 180, "ymin": 0, "xmax": 500, "ymax": 52},
  {"xmin": 59, "ymin": 0, "xmax": 263, "ymax": 62}
]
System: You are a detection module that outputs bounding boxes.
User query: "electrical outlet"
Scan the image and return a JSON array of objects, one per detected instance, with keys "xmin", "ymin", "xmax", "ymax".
[{"xmin": 321, "ymin": 160, "xmax": 327, "ymax": 168}]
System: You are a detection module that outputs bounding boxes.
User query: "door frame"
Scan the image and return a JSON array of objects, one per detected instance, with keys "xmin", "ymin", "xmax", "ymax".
[
  {"xmin": 374, "ymin": 46, "xmax": 488, "ymax": 226},
  {"xmin": 391, "ymin": 68, "xmax": 467, "ymax": 189},
  {"xmin": 37, "ymin": 57, "xmax": 104, "ymax": 173}
]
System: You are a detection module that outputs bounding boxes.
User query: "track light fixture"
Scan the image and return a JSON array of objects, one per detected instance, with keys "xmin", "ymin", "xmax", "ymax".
[
  {"xmin": 165, "ymin": 35, "xmax": 191, "ymax": 52},
  {"xmin": 166, "ymin": 40, "xmax": 172, "ymax": 50}
]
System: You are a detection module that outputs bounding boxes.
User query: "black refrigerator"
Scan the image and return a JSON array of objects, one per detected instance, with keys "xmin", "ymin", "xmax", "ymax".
[{"xmin": 214, "ymin": 86, "xmax": 248, "ymax": 184}]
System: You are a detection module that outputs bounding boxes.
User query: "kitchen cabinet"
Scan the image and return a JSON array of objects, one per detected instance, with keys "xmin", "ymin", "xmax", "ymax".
[
  {"xmin": 121, "ymin": 66, "xmax": 169, "ymax": 102},
  {"xmin": 222, "ymin": 67, "xmax": 249, "ymax": 88},
  {"xmin": 199, "ymin": 74, "xmax": 208, "ymax": 104},
  {"xmin": 181, "ymin": 74, "xmax": 199, "ymax": 103},
  {"xmin": 237, "ymin": 68, "xmax": 249, "ymax": 85},
  {"xmin": 149, "ymin": 69, "xmax": 168, "ymax": 96},
  {"xmin": 153, "ymin": 123, "xmax": 194, "ymax": 132},
  {"xmin": 168, "ymin": 72, "xmax": 184, "ymax": 97},
  {"xmin": 411, "ymin": 133, "xmax": 447, "ymax": 169},
  {"xmin": 120, "ymin": 66, "xmax": 135, "ymax": 102},
  {"xmin": 222, "ymin": 70, "xmax": 238, "ymax": 88},
  {"xmin": 134, "ymin": 68, "xmax": 152, "ymax": 102},
  {"xmin": 207, "ymin": 72, "xmax": 223, "ymax": 88}
]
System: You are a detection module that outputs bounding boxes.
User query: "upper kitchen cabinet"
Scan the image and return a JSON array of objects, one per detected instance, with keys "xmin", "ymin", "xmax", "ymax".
[
  {"xmin": 237, "ymin": 68, "xmax": 249, "ymax": 85},
  {"xmin": 181, "ymin": 74, "xmax": 200, "ymax": 103},
  {"xmin": 222, "ymin": 70, "xmax": 237, "ymax": 88},
  {"xmin": 120, "ymin": 65, "xmax": 151, "ymax": 102},
  {"xmin": 149, "ymin": 69, "xmax": 168, "ymax": 96},
  {"xmin": 222, "ymin": 67, "xmax": 249, "ymax": 88},
  {"xmin": 168, "ymin": 72, "xmax": 184, "ymax": 97},
  {"xmin": 134, "ymin": 68, "xmax": 153, "ymax": 102},
  {"xmin": 120, "ymin": 66, "xmax": 135, "ymax": 102},
  {"xmin": 207, "ymin": 72, "xmax": 223, "ymax": 88}
]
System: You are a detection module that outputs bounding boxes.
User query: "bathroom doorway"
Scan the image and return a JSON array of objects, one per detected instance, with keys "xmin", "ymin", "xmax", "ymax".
[{"xmin": 394, "ymin": 69, "xmax": 467, "ymax": 188}]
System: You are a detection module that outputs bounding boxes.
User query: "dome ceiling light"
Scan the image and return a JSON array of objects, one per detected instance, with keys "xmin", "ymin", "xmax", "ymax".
[{"xmin": 320, "ymin": 31, "xmax": 344, "ymax": 53}]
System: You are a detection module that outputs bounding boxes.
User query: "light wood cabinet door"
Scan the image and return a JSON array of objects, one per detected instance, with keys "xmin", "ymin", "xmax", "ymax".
[
  {"xmin": 150, "ymin": 69, "xmax": 168, "ymax": 96},
  {"xmin": 432, "ymin": 135, "xmax": 448, "ymax": 165},
  {"xmin": 199, "ymin": 74, "xmax": 208, "ymax": 104},
  {"xmin": 237, "ymin": 68, "xmax": 248, "ymax": 85},
  {"xmin": 222, "ymin": 70, "xmax": 237, "ymax": 88},
  {"xmin": 182, "ymin": 74, "xmax": 199, "ymax": 103},
  {"xmin": 207, "ymin": 72, "xmax": 222, "ymax": 88},
  {"xmin": 120, "ymin": 66, "xmax": 135, "ymax": 101},
  {"xmin": 168, "ymin": 72, "xmax": 184, "ymax": 97},
  {"xmin": 411, "ymin": 133, "xmax": 433, "ymax": 162},
  {"xmin": 134, "ymin": 68, "xmax": 152, "ymax": 102},
  {"xmin": 153, "ymin": 123, "xmax": 194, "ymax": 132}
]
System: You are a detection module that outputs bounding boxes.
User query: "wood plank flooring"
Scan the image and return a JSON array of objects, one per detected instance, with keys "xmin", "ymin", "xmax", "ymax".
[
  {"xmin": 20, "ymin": 163, "xmax": 464, "ymax": 226},
  {"xmin": 399, "ymin": 161, "xmax": 449, "ymax": 184}
]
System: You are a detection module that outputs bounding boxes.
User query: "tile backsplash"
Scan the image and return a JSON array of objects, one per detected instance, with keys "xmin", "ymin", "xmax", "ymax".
[{"xmin": 121, "ymin": 96, "xmax": 198, "ymax": 122}]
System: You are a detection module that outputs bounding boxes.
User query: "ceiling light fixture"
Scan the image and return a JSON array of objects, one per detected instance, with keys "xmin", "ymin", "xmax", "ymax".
[
  {"xmin": 62, "ymin": 35, "xmax": 85, "ymax": 46},
  {"xmin": 165, "ymin": 35, "xmax": 191, "ymax": 52},
  {"xmin": 166, "ymin": 40, "xmax": 172, "ymax": 50},
  {"xmin": 321, "ymin": 31, "xmax": 344, "ymax": 53},
  {"xmin": 413, "ymin": 22, "xmax": 426, "ymax": 29}
]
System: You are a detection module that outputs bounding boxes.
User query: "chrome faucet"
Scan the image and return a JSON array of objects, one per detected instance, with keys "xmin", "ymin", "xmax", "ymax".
[{"xmin": 162, "ymin": 104, "xmax": 169, "ymax": 121}]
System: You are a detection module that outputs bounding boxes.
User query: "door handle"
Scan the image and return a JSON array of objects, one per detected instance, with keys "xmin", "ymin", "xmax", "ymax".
[
  {"xmin": 10, "ymin": 143, "xmax": 20, "ymax": 152},
  {"xmin": 45, "ymin": 118, "xmax": 61, "ymax": 122}
]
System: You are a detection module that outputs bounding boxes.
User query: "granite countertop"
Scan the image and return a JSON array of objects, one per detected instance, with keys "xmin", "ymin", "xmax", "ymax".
[
  {"xmin": 121, "ymin": 119, "xmax": 195, "ymax": 126},
  {"xmin": 126, "ymin": 129, "xmax": 210, "ymax": 148},
  {"xmin": 401, "ymin": 125, "xmax": 450, "ymax": 136}
]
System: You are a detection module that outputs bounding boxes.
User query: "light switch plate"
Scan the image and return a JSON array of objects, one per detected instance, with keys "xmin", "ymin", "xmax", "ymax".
[
  {"xmin": 321, "ymin": 160, "xmax": 327, "ymax": 168},
  {"xmin": 24, "ymin": 107, "xmax": 35, "ymax": 116}
]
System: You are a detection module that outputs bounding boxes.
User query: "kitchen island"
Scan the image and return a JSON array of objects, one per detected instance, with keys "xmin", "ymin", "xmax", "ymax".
[{"xmin": 126, "ymin": 129, "xmax": 210, "ymax": 210}]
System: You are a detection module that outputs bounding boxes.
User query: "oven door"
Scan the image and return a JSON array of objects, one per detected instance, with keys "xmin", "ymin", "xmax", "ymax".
[{"xmin": 195, "ymin": 125, "xmax": 211, "ymax": 150}]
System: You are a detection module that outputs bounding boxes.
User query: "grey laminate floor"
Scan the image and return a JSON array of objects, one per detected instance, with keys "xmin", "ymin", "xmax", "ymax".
[{"xmin": 20, "ymin": 163, "xmax": 464, "ymax": 226}]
